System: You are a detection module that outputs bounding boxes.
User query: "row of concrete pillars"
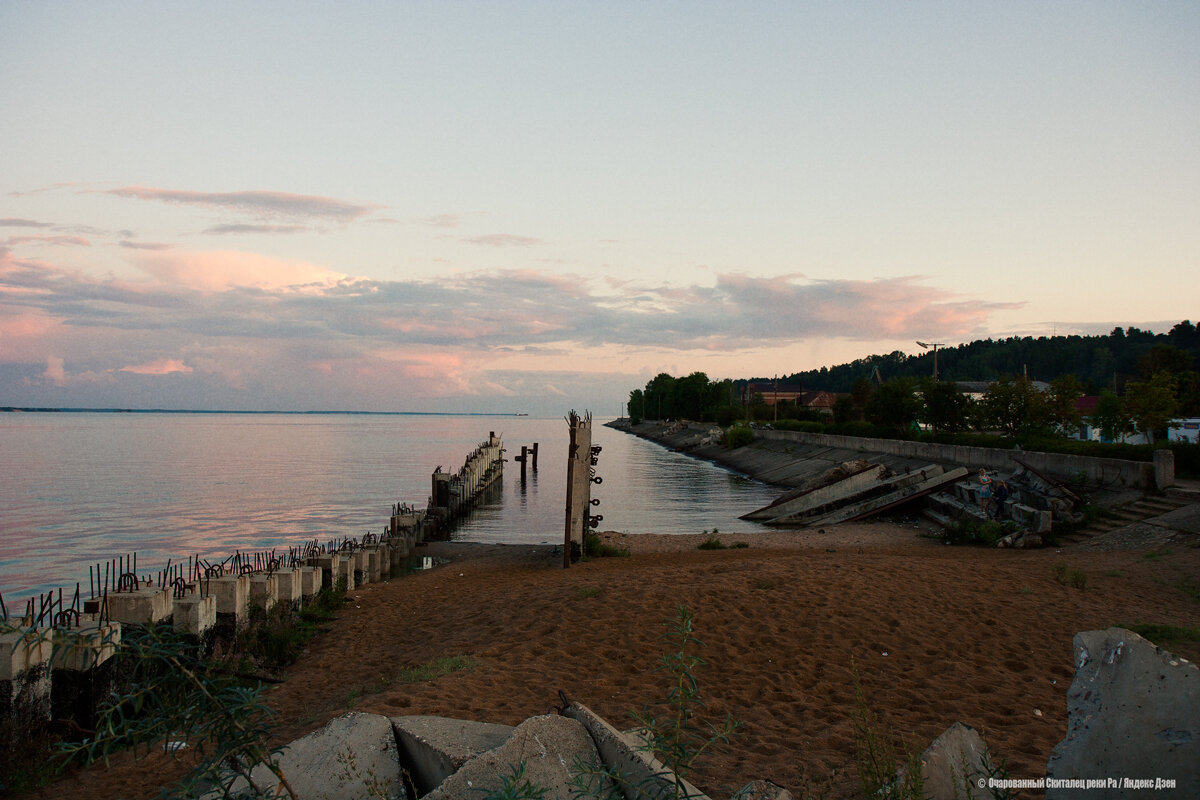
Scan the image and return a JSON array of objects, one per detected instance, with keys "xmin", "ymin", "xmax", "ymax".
[
  {"xmin": 427, "ymin": 432, "xmax": 504, "ymax": 530},
  {"xmin": 2, "ymin": 433, "xmax": 497, "ymax": 739},
  {"xmin": 0, "ymin": 525, "xmax": 431, "ymax": 738}
]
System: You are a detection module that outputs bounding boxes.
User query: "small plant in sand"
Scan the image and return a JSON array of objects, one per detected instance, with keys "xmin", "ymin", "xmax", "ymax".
[
  {"xmin": 585, "ymin": 530, "xmax": 630, "ymax": 558},
  {"xmin": 697, "ymin": 536, "xmax": 726, "ymax": 550},
  {"xmin": 851, "ymin": 662, "xmax": 923, "ymax": 800},
  {"xmin": 568, "ymin": 606, "xmax": 739, "ymax": 800}
]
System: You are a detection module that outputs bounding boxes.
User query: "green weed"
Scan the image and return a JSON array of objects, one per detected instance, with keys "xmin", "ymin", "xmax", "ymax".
[
  {"xmin": 697, "ymin": 536, "xmax": 727, "ymax": 550},
  {"xmin": 394, "ymin": 655, "xmax": 477, "ymax": 684}
]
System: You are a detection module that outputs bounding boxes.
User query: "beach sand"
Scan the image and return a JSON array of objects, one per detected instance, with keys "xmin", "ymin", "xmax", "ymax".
[{"xmin": 28, "ymin": 523, "xmax": 1200, "ymax": 799}]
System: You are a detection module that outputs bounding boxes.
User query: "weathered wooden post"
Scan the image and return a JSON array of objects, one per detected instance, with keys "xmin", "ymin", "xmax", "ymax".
[{"xmin": 563, "ymin": 411, "xmax": 593, "ymax": 568}]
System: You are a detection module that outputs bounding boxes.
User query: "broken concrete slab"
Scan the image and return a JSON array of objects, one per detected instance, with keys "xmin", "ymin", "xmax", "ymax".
[
  {"xmin": 1046, "ymin": 628, "xmax": 1198, "ymax": 799},
  {"xmin": 390, "ymin": 714, "xmax": 515, "ymax": 796},
  {"xmin": 734, "ymin": 779, "xmax": 795, "ymax": 799},
  {"xmin": 918, "ymin": 722, "xmax": 993, "ymax": 800},
  {"xmin": 425, "ymin": 714, "xmax": 605, "ymax": 799},
  {"xmin": 562, "ymin": 702, "xmax": 711, "ymax": 800},
  {"xmin": 741, "ymin": 463, "xmax": 885, "ymax": 521},
  {"xmin": 204, "ymin": 711, "xmax": 406, "ymax": 800}
]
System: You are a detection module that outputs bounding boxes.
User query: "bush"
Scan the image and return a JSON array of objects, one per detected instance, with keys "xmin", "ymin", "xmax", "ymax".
[
  {"xmin": 722, "ymin": 424, "xmax": 755, "ymax": 449},
  {"xmin": 697, "ymin": 536, "xmax": 726, "ymax": 550},
  {"xmin": 584, "ymin": 531, "xmax": 629, "ymax": 558}
]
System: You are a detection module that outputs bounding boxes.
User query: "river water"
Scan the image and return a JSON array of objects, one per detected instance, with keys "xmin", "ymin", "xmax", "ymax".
[{"xmin": 0, "ymin": 412, "xmax": 782, "ymax": 606}]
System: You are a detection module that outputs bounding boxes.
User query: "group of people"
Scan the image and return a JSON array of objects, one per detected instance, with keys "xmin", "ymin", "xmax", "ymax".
[{"xmin": 977, "ymin": 468, "xmax": 1009, "ymax": 520}]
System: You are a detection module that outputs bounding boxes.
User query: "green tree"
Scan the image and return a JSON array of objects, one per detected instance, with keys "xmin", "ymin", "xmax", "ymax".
[
  {"xmin": 1125, "ymin": 372, "xmax": 1179, "ymax": 444},
  {"xmin": 866, "ymin": 378, "xmax": 921, "ymax": 434},
  {"xmin": 1045, "ymin": 375, "xmax": 1084, "ymax": 437},
  {"xmin": 981, "ymin": 375, "xmax": 1049, "ymax": 437},
  {"xmin": 675, "ymin": 371, "xmax": 710, "ymax": 420},
  {"xmin": 919, "ymin": 379, "xmax": 971, "ymax": 434},
  {"xmin": 1092, "ymin": 389, "xmax": 1131, "ymax": 443},
  {"xmin": 627, "ymin": 389, "xmax": 644, "ymax": 424}
]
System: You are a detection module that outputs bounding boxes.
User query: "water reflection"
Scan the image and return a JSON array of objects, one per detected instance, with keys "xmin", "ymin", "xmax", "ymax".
[{"xmin": 0, "ymin": 414, "xmax": 782, "ymax": 606}]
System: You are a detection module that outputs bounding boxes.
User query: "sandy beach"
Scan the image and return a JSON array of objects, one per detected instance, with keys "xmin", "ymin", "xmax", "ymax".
[{"xmin": 28, "ymin": 522, "xmax": 1200, "ymax": 799}]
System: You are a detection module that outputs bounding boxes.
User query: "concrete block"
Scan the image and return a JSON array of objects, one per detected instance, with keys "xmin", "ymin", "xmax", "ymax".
[
  {"xmin": 0, "ymin": 628, "xmax": 52, "ymax": 682},
  {"xmin": 298, "ymin": 566, "xmax": 323, "ymax": 598},
  {"xmin": 337, "ymin": 555, "xmax": 357, "ymax": 591},
  {"xmin": 106, "ymin": 586, "xmax": 173, "ymax": 625},
  {"xmin": 426, "ymin": 714, "xmax": 605, "ymax": 800},
  {"xmin": 173, "ymin": 593, "xmax": 216, "ymax": 636},
  {"xmin": 391, "ymin": 715, "xmax": 515, "ymax": 796},
  {"xmin": 313, "ymin": 553, "xmax": 342, "ymax": 592},
  {"xmin": 563, "ymin": 702, "xmax": 708, "ymax": 800},
  {"xmin": 208, "ymin": 574, "xmax": 250, "ymax": 622},
  {"xmin": 248, "ymin": 574, "xmax": 279, "ymax": 611},
  {"xmin": 52, "ymin": 619, "xmax": 121, "ymax": 671},
  {"xmin": 918, "ymin": 722, "xmax": 992, "ymax": 800},
  {"xmin": 1047, "ymin": 628, "xmax": 1199, "ymax": 799},
  {"xmin": 0, "ymin": 628, "xmax": 52, "ymax": 724},
  {"xmin": 274, "ymin": 569, "xmax": 303, "ymax": 607},
  {"xmin": 362, "ymin": 548, "xmax": 380, "ymax": 583},
  {"xmin": 206, "ymin": 711, "xmax": 406, "ymax": 800},
  {"xmin": 351, "ymin": 550, "xmax": 368, "ymax": 585}
]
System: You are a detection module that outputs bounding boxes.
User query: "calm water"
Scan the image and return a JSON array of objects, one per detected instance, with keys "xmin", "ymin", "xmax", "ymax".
[{"xmin": 0, "ymin": 412, "xmax": 781, "ymax": 607}]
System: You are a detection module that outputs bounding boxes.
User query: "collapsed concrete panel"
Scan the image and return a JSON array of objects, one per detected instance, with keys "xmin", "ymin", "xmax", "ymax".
[
  {"xmin": 390, "ymin": 714, "xmax": 515, "ymax": 796},
  {"xmin": 562, "ymin": 702, "xmax": 711, "ymax": 800},
  {"xmin": 424, "ymin": 714, "xmax": 605, "ymax": 799},
  {"xmin": 204, "ymin": 711, "xmax": 406, "ymax": 800}
]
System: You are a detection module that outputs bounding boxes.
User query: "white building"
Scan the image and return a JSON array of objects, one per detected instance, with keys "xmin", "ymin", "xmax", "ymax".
[{"xmin": 1168, "ymin": 418, "xmax": 1200, "ymax": 444}]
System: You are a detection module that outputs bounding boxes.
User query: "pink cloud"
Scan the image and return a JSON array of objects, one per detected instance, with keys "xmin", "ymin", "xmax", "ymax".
[
  {"xmin": 118, "ymin": 358, "xmax": 193, "ymax": 375},
  {"xmin": 134, "ymin": 249, "xmax": 350, "ymax": 292},
  {"xmin": 5, "ymin": 235, "xmax": 91, "ymax": 247}
]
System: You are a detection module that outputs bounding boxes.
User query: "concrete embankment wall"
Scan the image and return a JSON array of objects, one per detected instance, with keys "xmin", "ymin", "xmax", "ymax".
[
  {"xmin": 612, "ymin": 420, "xmax": 1172, "ymax": 492},
  {"xmin": 754, "ymin": 429, "xmax": 1171, "ymax": 491}
]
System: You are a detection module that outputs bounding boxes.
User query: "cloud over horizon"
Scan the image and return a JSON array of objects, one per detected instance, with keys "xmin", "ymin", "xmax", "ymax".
[
  {"xmin": 104, "ymin": 186, "xmax": 377, "ymax": 222},
  {"xmin": 1, "ymin": 242, "xmax": 1019, "ymax": 408}
]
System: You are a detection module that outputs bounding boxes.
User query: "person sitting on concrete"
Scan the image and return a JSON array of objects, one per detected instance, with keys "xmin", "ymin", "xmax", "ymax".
[{"xmin": 992, "ymin": 479, "xmax": 1009, "ymax": 520}]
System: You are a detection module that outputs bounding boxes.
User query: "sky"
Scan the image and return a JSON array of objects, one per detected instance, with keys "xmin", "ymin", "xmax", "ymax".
[{"xmin": 1, "ymin": 2, "xmax": 1197, "ymax": 415}]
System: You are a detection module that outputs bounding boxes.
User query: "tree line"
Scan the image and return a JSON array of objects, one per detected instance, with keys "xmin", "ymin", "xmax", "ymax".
[{"xmin": 626, "ymin": 320, "xmax": 1200, "ymax": 445}]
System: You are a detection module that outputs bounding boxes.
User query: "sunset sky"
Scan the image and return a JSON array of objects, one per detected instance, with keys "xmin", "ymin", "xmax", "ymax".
[{"xmin": 2, "ymin": 2, "xmax": 1197, "ymax": 415}]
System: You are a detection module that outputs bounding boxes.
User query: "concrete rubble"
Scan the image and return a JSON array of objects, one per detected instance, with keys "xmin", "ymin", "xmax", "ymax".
[
  {"xmin": 916, "ymin": 722, "xmax": 993, "ymax": 800},
  {"xmin": 1046, "ymin": 627, "xmax": 1198, "ymax": 799},
  {"xmin": 199, "ymin": 623, "xmax": 1199, "ymax": 799}
]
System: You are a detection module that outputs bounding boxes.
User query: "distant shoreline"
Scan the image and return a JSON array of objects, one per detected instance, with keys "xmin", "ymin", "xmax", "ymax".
[{"xmin": 0, "ymin": 407, "xmax": 539, "ymax": 417}]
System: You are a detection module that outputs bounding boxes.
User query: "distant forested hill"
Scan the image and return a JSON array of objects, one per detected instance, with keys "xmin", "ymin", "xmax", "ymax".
[{"xmin": 774, "ymin": 321, "xmax": 1200, "ymax": 394}]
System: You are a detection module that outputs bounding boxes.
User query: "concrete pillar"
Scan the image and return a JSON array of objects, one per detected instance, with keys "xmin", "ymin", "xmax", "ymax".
[
  {"xmin": 362, "ymin": 548, "xmax": 381, "ymax": 583},
  {"xmin": 373, "ymin": 541, "xmax": 392, "ymax": 579},
  {"xmin": 106, "ymin": 586, "xmax": 173, "ymax": 625},
  {"xmin": 209, "ymin": 574, "xmax": 250, "ymax": 625},
  {"xmin": 248, "ymin": 574, "xmax": 279, "ymax": 611},
  {"xmin": 172, "ymin": 593, "xmax": 216, "ymax": 637},
  {"xmin": 312, "ymin": 553, "xmax": 342, "ymax": 593},
  {"xmin": 50, "ymin": 617, "xmax": 121, "ymax": 730},
  {"xmin": 1154, "ymin": 448, "xmax": 1175, "ymax": 490},
  {"xmin": 0, "ymin": 627, "xmax": 52, "ymax": 726},
  {"xmin": 274, "ymin": 569, "xmax": 303, "ymax": 607},
  {"xmin": 337, "ymin": 555, "xmax": 357, "ymax": 591},
  {"xmin": 298, "ymin": 566, "xmax": 323, "ymax": 599}
]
